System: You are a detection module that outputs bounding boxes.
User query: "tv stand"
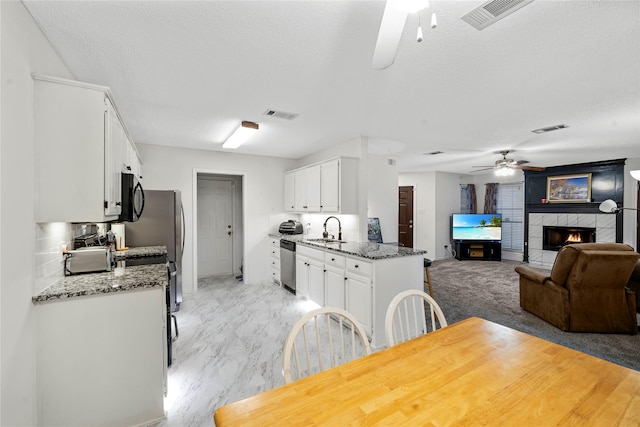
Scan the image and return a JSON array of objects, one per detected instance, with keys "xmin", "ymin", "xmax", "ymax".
[{"xmin": 455, "ymin": 241, "xmax": 501, "ymax": 261}]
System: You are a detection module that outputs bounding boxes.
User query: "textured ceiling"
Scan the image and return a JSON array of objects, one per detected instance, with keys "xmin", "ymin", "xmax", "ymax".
[{"xmin": 23, "ymin": 0, "xmax": 640, "ymax": 174}]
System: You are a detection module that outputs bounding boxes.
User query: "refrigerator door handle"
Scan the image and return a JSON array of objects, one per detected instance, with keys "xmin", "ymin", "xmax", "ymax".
[{"xmin": 180, "ymin": 203, "xmax": 185, "ymax": 261}]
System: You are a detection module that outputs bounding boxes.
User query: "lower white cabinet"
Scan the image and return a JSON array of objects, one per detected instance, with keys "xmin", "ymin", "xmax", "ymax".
[
  {"xmin": 270, "ymin": 237, "xmax": 281, "ymax": 284},
  {"xmin": 295, "ymin": 244, "xmax": 424, "ymax": 349},
  {"xmin": 296, "ymin": 246, "xmax": 325, "ymax": 305},
  {"xmin": 35, "ymin": 288, "xmax": 166, "ymax": 426},
  {"xmin": 325, "ymin": 254, "xmax": 346, "ymax": 311}
]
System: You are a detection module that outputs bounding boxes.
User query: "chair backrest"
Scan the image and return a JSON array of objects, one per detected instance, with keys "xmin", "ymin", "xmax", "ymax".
[
  {"xmin": 550, "ymin": 243, "xmax": 635, "ymax": 285},
  {"xmin": 282, "ymin": 306, "xmax": 371, "ymax": 384},
  {"xmin": 385, "ymin": 290, "xmax": 448, "ymax": 347}
]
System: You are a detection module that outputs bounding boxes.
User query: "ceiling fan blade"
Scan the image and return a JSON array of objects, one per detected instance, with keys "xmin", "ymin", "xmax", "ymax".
[
  {"xmin": 514, "ymin": 165, "xmax": 545, "ymax": 171},
  {"xmin": 471, "ymin": 167, "xmax": 495, "ymax": 173},
  {"xmin": 371, "ymin": 1, "xmax": 408, "ymax": 70},
  {"xmin": 472, "ymin": 165, "xmax": 494, "ymax": 168}
]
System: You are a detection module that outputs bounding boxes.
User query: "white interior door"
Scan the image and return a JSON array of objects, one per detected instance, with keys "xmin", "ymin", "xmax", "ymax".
[{"xmin": 197, "ymin": 179, "xmax": 234, "ymax": 277}]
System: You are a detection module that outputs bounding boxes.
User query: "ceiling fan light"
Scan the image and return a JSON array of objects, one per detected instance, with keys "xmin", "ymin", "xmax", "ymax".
[
  {"xmin": 222, "ymin": 121, "xmax": 259, "ymax": 149},
  {"xmin": 417, "ymin": 25, "xmax": 423, "ymax": 42},
  {"xmin": 431, "ymin": 12, "xmax": 437, "ymax": 28},
  {"xmin": 630, "ymin": 170, "xmax": 640, "ymax": 181}
]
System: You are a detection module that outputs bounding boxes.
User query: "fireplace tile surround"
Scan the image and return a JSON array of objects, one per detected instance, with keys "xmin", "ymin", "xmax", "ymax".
[{"xmin": 528, "ymin": 213, "xmax": 616, "ymax": 268}]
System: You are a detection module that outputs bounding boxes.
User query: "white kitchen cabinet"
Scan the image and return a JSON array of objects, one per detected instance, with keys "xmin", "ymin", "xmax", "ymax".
[
  {"xmin": 296, "ymin": 245, "xmax": 325, "ymax": 306},
  {"xmin": 270, "ymin": 237, "xmax": 281, "ymax": 284},
  {"xmin": 33, "ymin": 75, "xmax": 138, "ymax": 222},
  {"xmin": 284, "ymin": 172, "xmax": 295, "ymax": 211},
  {"xmin": 293, "ymin": 243, "xmax": 424, "ymax": 349},
  {"xmin": 324, "ymin": 252, "xmax": 346, "ymax": 310},
  {"xmin": 295, "ymin": 256, "xmax": 310, "ymax": 298},
  {"xmin": 104, "ymin": 97, "xmax": 125, "ymax": 216},
  {"xmin": 345, "ymin": 258, "xmax": 373, "ymax": 334},
  {"xmin": 320, "ymin": 158, "xmax": 340, "ymax": 212},
  {"xmin": 35, "ymin": 288, "xmax": 166, "ymax": 426},
  {"xmin": 294, "ymin": 165, "xmax": 321, "ymax": 212},
  {"xmin": 285, "ymin": 157, "xmax": 358, "ymax": 214}
]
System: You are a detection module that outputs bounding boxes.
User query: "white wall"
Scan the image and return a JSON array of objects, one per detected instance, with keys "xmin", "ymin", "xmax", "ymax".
[
  {"xmin": 399, "ymin": 171, "xmax": 464, "ymax": 260},
  {"xmin": 136, "ymin": 143, "xmax": 295, "ymax": 291},
  {"xmin": 1, "ymin": 2, "xmax": 74, "ymax": 424},
  {"xmin": 624, "ymin": 156, "xmax": 640, "ymax": 250},
  {"xmin": 367, "ymin": 154, "xmax": 399, "ymax": 244}
]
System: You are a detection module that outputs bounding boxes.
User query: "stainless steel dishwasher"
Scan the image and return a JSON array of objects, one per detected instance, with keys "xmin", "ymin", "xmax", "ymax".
[{"xmin": 280, "ymin": 240, "xmax": 296, "ymax": 293}]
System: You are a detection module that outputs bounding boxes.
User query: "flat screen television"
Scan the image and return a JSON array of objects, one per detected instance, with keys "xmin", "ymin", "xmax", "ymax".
[{"xmin": 451, "ymin": 213, "xmax": 502, "ymax": 242}]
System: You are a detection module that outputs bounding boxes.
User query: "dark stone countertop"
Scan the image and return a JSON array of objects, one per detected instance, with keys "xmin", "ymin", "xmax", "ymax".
[
  {"xmin": 112, "ymin": 245, "xmax": 167, "ymax": 261},
  {"xmin": 270, "ymin": 234, "xmax": 427, "ymax": 260},
  {"xmin": 33, "ymin": 246, "xmax": 168, "ymax": 304}
]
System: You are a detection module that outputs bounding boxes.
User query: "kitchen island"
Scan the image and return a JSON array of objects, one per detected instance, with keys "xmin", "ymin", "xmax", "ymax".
[
  {"xmin": 270, "ymin": 234, "xmax": 427, "ymax": 349},
  {"xmin": 32, "ymin": 247, "xmax": 168, "ymax": 427}
]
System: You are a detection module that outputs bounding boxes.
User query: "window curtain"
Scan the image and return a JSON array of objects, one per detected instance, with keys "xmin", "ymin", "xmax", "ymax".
[
  {"xmin": 468, "ymin": 184, "xmax": 477, "ymax": 214},
  {"xmin": 460, "ymin": 184, "xmax": 477, "ymax": 213},
  {"xmin": 484, "ymin": 183, "xmax": 498, "ymax": 214}
]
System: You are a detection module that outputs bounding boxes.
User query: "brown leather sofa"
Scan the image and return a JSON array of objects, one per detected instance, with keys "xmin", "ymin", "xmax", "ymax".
[
  {"xmin": 515, "ymin": 243, "xmax": 639, "ymax": 334},
  {"xmin": 628, "ymin": 260, "xmax": 640, "ymax": 312}
]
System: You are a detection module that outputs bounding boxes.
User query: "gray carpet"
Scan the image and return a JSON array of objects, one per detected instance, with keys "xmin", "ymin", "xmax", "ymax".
[{"xmin": 430, "ymin": 259, "xmax": 640, "ymax": 372}]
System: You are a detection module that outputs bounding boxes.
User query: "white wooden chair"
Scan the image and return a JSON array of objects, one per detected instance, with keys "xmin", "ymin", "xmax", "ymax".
[
  {"xmin": 385, "ymin": 290, "xmax": 448, "ymax": 347},
  {"xmin": 283, "ymin": 306, "xmax": 371, "ymax": 384}
]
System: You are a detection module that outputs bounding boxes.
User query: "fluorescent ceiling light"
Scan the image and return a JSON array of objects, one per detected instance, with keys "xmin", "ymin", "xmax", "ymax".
[
  {"xmin": 223, "ymin": 121, "xmax": 259, "ymax": 149},
  {"xmin": 395, "ymin": 0, "xmax": 429, "ymax": 13},
  {"xmin": 630, "ymin": 170, "xmax": 640, "ymax": 181}
]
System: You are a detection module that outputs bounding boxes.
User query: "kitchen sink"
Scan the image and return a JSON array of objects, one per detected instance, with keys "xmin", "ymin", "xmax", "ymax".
[{"xmin": 306, "ymin": 238, "xmax": 347, "ymax": 244}]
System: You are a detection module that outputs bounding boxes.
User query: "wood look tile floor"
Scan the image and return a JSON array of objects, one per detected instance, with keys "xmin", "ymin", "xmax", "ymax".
[{"xmin": 152, "ymin": 275, "xmax": 317, "ymax": 427}]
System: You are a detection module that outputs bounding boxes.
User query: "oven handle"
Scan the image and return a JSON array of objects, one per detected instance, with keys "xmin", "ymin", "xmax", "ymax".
[{"xmin": 171, "ymin": 314, "xmax": 179, "ymax": 342}]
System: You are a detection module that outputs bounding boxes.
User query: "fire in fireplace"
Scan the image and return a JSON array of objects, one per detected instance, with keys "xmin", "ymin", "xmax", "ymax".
[{"xmin": 543, "ymin": 226, "xmax": 596, "ymax": 251}]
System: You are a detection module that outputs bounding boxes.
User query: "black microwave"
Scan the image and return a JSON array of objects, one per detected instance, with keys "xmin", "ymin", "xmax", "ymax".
[{"xmin": 119, "ymin": 172, "xmax": 145, "ymax": 222}]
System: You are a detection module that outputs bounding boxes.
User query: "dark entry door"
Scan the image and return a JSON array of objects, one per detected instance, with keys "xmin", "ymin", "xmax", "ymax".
[{"xmin": 398, "ymin": 186, "xmax": 414, "ymax": 248}]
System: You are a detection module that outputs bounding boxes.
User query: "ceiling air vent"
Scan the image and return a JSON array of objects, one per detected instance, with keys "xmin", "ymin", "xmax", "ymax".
[
  {"xmin": 263, "ymin": 109, "xmax": 298, "ymax": 120},
  {"xmin": 461, "ymin": 0, "xmax": 535, "ymax": 31}
]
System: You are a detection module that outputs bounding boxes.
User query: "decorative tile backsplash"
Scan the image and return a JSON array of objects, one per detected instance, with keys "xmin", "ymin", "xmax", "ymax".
[{"xmin": 35, "ymin": 223, "xmax": 107, "ymax": 293}]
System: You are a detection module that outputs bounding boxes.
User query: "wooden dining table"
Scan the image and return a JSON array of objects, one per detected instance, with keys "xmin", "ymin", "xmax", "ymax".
[{"xmin": 213, "ymin": 317, "xmax": 640, "ymax": 426}]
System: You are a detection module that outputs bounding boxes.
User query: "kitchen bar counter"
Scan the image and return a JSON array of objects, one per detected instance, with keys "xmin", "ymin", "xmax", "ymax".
[
  {"xmin": 270, "ymin": 234, "xmax": 427, "ymax": 260},
  {"xmin": 32, "ymin": 263, "xmax": 167, "ymax": 303},
  {"xmin": 112, "ymin": 245, "xmax": 167, "ymax": 260},
  {"xmin": 33, "ymin": 245, "xmax": 168, "ymax": 303}
]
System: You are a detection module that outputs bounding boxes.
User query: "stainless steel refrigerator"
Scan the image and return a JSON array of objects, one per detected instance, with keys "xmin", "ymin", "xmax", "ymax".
[{"xmin": 126, "ymin": 190, "xmax": 184, "ymax": 312}]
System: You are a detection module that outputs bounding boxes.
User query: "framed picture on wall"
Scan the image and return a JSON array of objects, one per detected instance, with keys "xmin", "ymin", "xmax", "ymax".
[{"xmin": 546, "ymin": 173, "xmax": 592, "ymax": 203}]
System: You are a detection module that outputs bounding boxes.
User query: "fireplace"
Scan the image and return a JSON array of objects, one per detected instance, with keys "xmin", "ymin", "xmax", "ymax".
[{"xmin": 543, "ymin": 226, "xmax": 596, "ymax": 251}]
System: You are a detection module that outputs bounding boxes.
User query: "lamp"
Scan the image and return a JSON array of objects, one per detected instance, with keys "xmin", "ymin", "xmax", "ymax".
[
  {"xmin": 495, "ymin": 166, "xmax": 514, "ymax": 177},
  {"xmin": 598, "ymin": 199, "xmax": 639, "ymax": 214},
  {"xmin": 222, "ymin": 121, "xmax": 259, "ymax": 149},
  {"xmin": 630, "ymin": 170, "xmax": 640, "ymax": 181}
]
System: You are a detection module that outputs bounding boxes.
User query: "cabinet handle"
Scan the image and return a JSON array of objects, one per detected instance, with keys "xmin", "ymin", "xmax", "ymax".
[
  {"xmin": 331, "ymin": 258, "xmax": 335, "ymax": 261},
  {"xmin": 116, "ymin": 202, "xmax": 121, "ymax": 206},
  {"xmin": 355, "ymin": 265, "xmax": 359, "ymax": 268},
  {"xmin": 126, "ymin": 165, "xmax": 132, "ymax": 171}
]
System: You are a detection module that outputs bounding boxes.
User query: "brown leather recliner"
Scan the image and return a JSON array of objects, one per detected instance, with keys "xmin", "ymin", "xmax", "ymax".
[{"xmin": 515, "ymin": 243, "xmax": 639, "ymax": 334}]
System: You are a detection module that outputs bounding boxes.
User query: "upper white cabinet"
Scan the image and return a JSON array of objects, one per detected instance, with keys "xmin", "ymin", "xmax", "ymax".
[
  {"xmin": 284, "ymin": 172, "xmax": 295, "ymax": 212},
  {"xmin": 34, "ymin": 75, "xmax": 140, "ymax": 223},
  {"xmin": 294, "ymin": 164, "xmax": 321, "ymax": 212},
  {"xmin": 284, "ymin": 157, "xmax": 358, "ymax": 214}
]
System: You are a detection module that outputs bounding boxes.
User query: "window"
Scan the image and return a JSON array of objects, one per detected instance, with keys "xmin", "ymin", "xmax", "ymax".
[{"xmin": 496, "ymin": 183, "xmax": 523, "ymax": 251}]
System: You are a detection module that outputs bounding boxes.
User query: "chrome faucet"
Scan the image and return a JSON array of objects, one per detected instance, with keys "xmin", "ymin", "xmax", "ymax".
[{"xmin": 322, "ymin": 216, "xmax": 342, "ymax": 240}]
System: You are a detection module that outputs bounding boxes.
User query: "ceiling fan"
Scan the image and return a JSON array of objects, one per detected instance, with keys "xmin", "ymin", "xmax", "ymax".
[
  {"xmin": 371, "ymin": 0, "xmax": 434, "ymax": 70},
  {"xmin": 472, "ymin": 150, "xmax": 545, "ymax": 175}
]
